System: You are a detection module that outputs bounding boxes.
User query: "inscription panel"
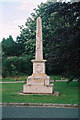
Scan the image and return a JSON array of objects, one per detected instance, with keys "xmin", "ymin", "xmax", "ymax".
[
  {"xmin": 32, "ymin": 78, "xmax": 44, "ymax": 82},
  {"xmin": 31, "ymin": 78, "xmax": 44, "ymax": 84},
  {"xmin": 36, "ymin": 64, "xmax": 42, "ymax": 73}
]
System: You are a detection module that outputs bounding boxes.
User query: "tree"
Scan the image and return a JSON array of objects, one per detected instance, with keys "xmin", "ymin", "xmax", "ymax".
[
  {"xmin": 0, "ymin": 42, "xmax": 2, "ymax": 77},
  {"xmin": 2, "ymin": 35, "xmax": 17, "ymax": 56},
  {"xmin": 2, "ymin": 1, "xmax": 80, "ymax": 78},
  {"xmin": 2, "ymin": 55, "xmax": 33, "ymax": 77},
  {"xmin": 2, "ymin": 35, "xmax": 25, "ymax": 57},
  {"xmin": 18, "ymin": 1, "xmax": 80, "ymax": 78}
]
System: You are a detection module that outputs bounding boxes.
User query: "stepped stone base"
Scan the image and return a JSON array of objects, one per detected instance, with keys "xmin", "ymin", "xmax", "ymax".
[
  {"xmin": 23, "ymin": 73, "xmax": 53, "ymax": 94},
  {"xmin": 23, "ymin": 84, "xmax": 53, "ymax": 94}
]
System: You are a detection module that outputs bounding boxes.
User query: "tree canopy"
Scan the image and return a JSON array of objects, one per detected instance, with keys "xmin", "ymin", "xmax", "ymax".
[
  {"xmin": 2, "ymin": 1, "xmax": 80, "ymax": 78},
  {"xmin": 2, "ymin": 35, "xmax": 25, "ymax": 57},
  {"xmin": 16, "ymin": 1, "xmax": 80, "ymax": 77}
]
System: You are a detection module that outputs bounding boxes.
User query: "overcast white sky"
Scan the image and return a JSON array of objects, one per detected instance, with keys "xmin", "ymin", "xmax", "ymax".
[
  {"xmin": 0, "ymin": 0, "xmax": 79, "ymax": 42},
  {"xmin": 0, "ymin": 0, "xmax": 47, "ymax": 42}
]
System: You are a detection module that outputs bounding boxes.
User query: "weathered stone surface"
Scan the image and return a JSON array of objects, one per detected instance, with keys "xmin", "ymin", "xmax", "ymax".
[
  {"xmin": 1, "ymin": 102, "xmax": 78, "ymax": 108},
  {"xmin": 23, "ymin": 84, "xmax": 53, "ymax": 94},
  {"xmin": 54, "ymin": 91, "xmax": 60, "ymax": 96},
  {"xmin": 36, "ymin": 17, "xmax": 43, "ymax": 60},
  {"xmin": 31, "ymin": 60, "xmax": 46, "ymax": 74},
  {"xmin": 27, "ymin": 73, "xmax": 50, "ymax": 85},
  {"xmin": 23, "ymin": 17, "xmax": 53, "ymax": 94}
]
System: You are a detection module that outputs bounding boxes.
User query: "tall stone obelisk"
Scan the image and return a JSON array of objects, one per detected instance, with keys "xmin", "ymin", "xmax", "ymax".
[
  {"xmin": 36, "ymin": 17, "xmax": 43, "ymax": 60},
  {"xmin": 31, "ymin": 17, "xmax": 46, "ymax": 74},
  {"xmin": 23, "ymin": 17, "xmax": 53, "ymax": 94}
]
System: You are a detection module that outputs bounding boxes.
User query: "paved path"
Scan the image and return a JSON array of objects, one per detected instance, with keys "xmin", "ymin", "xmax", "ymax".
[
  {"xmin": 0, "ymin": 81, "xmax": 24, "ymax": 83},
  {"xmin": 0, "ymin": 80, "xmax": 77, "ymax": 83},
  {"xmin": 1, "ymin": 107, "xmax": 79, "ymax": 119},
  {"xmin": 0, "ymin": 80, "xmax": 69, "ymax": 83}
]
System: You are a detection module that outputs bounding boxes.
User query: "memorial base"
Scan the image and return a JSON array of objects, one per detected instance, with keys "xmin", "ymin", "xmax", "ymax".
[{"xmin": 23, "ymin": 73, "xmax": 53, "ymax": 94}]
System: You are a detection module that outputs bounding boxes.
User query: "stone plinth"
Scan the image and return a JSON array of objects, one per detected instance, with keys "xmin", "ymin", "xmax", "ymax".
[
  {"xmin": 23, "ymin": 73, "xmax": 53, "ymax": 93},
  {"xmin": 23, "ymin": 17, "xmax": 53, "ymax": 94},
  {"xmin": 31, "ymin": 60, "xmax": 46, "ymax": 74},
  {"xmin": 23, "ymin": 84, "xmax": 53, "ymax": 94}
]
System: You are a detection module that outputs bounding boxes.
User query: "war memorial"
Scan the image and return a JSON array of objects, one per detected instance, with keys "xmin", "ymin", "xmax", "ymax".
[{"xmin": 23, "ymin": 17, "xmax": 53, "ymax": 94}]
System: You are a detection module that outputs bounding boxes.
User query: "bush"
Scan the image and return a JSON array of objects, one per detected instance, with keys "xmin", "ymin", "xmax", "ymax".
[{"xmin": 2, "ymin": 55, "xmax": 33, "ymax": 77}]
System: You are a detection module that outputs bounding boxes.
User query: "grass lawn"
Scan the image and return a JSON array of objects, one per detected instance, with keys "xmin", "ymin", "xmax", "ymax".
[{"xmin": 1, "ymin": 81, "xmax": 79, "ymax": 104}]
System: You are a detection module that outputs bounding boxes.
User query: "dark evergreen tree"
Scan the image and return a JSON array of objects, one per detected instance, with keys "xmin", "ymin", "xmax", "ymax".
[
  {"xmin": 18, "ymin": 1, "xmax": 80, "ymax": 78},
  {"xmin": 2, "ymin": 1, "xmax": 80, "ymax": 79}
]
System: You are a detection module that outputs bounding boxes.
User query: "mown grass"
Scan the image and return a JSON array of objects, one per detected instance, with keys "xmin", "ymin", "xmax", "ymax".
[{"xmin": 1, "ymin": 81, "xmax": 79, "ymax": 104}]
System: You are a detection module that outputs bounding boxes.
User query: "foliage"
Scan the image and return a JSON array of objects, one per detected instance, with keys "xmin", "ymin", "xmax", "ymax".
[
  {"xmin": 2, "ymin": 2, "xmax": 80, "ymax": 78},
  {"xmin": 2, "ymin": 35, "xmax": 25, "ymax": 57},
  {"xmin": 17, "ymin": 1, "xmax": 80, "ymax": 78},
  {"xmin": 2, "ymin": 36, "xmax": 16, "ymax": 56},
  {"xmin": 0, "ymin": 42, "xmax": 2, "ymax": 77},
  {"xmin": 2, "ymin": 55, "xmax": 33, "ymax": 77}
]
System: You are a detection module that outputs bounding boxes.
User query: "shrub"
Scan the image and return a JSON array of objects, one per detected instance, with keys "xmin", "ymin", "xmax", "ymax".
[{"xmin": 2, "ymin": 55, "xmax": 33, "ymax": 77}]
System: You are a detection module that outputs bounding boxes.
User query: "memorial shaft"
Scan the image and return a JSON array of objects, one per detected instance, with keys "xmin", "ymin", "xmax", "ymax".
[
  {"xmin": 23, "ymin": 17, "xmax": 53, "ymax": 94},
  {"xmin": 36, "ymin": 17, "xmax": 43, "ymax": 60}
]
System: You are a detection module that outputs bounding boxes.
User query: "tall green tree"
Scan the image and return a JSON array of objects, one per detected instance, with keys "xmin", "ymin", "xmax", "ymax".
[
  {"xmin": 2, "ymin": 1, "xmax": 80, "ymax": 78},
  {"xmin": 2, "ymin": 35, "xmax": 25, "ymax": 57},
  {"xmin": 18, "ymin": 1, "xmax": 80, "ymax": 78},
  {"xmin": 2, "ymin": 35, "xmax": 17, "ymax": 56}
]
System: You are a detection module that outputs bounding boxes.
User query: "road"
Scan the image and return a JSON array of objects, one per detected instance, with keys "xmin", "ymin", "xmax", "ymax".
[{"xmin": 1, "ymin": 106, "xmax": 79, "ymax": 119}]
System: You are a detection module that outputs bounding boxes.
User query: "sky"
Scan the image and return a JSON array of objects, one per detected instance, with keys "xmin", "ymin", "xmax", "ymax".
[
  {"xmin": 0, "ymin": 0, "xmax": 47, "ymax": 42},
  {"xmin": 0, "ymin": 0, "xmax": 79, "ymax": 42}
]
